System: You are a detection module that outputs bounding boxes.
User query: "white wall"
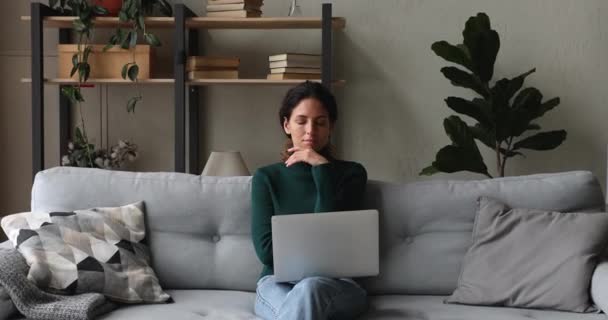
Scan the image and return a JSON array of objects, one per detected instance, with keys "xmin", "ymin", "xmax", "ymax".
[{"xmin": 2, "ymin": 0, "xmax": 607, "ymax": 219}]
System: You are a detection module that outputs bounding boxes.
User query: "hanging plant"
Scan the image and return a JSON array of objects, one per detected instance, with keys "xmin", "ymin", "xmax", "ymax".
[{"xmin": 105, "ymin": 0, "xmax": 172, "ymax": 112}]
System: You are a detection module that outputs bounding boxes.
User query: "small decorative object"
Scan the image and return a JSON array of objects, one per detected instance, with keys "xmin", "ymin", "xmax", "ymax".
[
  {"xmin": 288, "ymin": 0, "xmax": 302, "ymax": 17},
  {"xmin": 420, "ymin": 13, "xmax": 566, "ymax": 178},
  {"xmin": 61, "ymin": 127, "xmax": 138, "ymax": 170},
  {"xmin": 201, "ymin": 151, "xmax": 250, "ymax": 176}
]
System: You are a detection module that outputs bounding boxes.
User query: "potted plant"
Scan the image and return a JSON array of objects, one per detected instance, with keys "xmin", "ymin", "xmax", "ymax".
[
  {"xmin": 94, "ymin": 0, "xmax": 123, "ymax": 16},
  {"xmin": 48, "ymin": 0, "xmax": 171, "ymax": 168},
  {"xmin": 420, "ymin": 13, "xmax": 567, "ymax": 178}
]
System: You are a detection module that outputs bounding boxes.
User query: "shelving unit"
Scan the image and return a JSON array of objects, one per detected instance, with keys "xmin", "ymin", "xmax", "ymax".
[{"xmin": 27, "ymin": 3, "xmax": 345, "ymax": 177}]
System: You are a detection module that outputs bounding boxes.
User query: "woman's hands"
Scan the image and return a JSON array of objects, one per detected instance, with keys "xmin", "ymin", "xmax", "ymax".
[{"xmin": 285, "ymin": 146, "xmax": 329, "ymax": 167}]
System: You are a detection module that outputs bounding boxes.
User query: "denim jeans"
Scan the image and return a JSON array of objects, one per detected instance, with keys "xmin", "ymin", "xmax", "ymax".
[{"xmin": 254, "ymin": 275, "xmax": 368, "ymax": 320}]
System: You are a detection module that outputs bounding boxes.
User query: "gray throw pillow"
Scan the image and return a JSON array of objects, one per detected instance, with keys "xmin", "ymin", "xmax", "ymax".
[
  {"xmin": 446, "ymin": 196, "xmax": 608, "ymax": 312},
  {"xmin": 0, "ymin": 202, "xmax": 170, "ymax": 304}
]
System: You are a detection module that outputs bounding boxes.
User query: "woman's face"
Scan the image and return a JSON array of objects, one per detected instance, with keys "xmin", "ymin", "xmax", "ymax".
[{"xmin": 283, "ymin": 98, "xmax": 333, "ymax": 152}]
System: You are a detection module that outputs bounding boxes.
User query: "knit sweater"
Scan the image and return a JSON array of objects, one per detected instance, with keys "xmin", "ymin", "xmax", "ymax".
[{"xmin": 251, "ymin": 160, "xmax": 367, "ymax": 278}]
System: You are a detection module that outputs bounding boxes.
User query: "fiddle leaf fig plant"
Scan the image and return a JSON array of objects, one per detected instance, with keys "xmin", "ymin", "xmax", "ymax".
[{"xmin": 420, "ymin": 13, "xmax": 567, "ymax": 178}]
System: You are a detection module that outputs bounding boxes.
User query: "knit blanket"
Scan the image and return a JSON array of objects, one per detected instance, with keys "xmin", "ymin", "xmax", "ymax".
[{"xmin": 0, "ymin": 248, "xmax": 115, "ymax": 320}]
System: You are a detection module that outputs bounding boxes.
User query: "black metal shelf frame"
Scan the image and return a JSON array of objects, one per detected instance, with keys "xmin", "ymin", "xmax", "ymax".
[{"xmin": 30, "ymin": 3, "xmax": 335, "ymax": 178}]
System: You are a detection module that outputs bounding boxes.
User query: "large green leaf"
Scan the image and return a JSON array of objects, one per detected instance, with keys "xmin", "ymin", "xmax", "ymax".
[
  {"xmin": 431, "ymin": 145, "xmax": 490, "ymax": 177},
  {"xmin": 513, "ymin": 130, "xmax": 567, "ymax": 151},
  {"xmin": 491, "ymin": 69, "xmax": 535, "ymax": 106},
  {"xmin": 462, "ymin": 13, "xmax": 500, "ymax": 82},
  {"xmin": 468, "ymin": 123, "xmax": 495, "ymax": 149},
  {"xmin": 432, "ymin": 41, "xmax": 473, "ymax": 72},
  {"xmin": 444, "ymin": 115, "xmax": 475, "ymax": 148},
  {"xmin": 445, "ymin": 97, "xmax": 491, "ymax": 126},
  {"xmin": 440, "ymin": 67, "xmax": 489, "ymax": 98},
  {"xmin": 419, "ymin": 165, "xmax": 439, "ymax": 176}
]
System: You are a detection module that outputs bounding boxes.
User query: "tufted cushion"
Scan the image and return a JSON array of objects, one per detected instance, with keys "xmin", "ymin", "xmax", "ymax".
[
  {"xmin": 359, "ymin": 171, "xmax": 604, "ymax": 295},
  {"xmin": 31, "ymin": 167, "xmax": 262, "ymax": 291},
  {"xmin": 31, "ymin": 168, "xmax": 604, "ymax": 296}
]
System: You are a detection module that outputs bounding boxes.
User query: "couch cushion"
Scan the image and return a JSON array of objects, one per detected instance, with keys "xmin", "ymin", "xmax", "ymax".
[
  {"xmin": 31, "ymin": 167, "xmax": 262, "ymax": 292},
  {"xmin": 31, "ymin": 168, "xmax": 604, "ymax": 296},
  {"xmin": 361, "ymin": 295, "xmax": 607, "ymax": 320},
  {"xmin": 359, "ymin": 171, "xmax": 604, "ymax": 295}
]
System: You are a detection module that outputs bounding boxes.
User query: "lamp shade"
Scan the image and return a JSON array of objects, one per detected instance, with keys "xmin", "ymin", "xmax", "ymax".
[{"xmin": 201, "ymin": 151, "xmax": 250, "ymax": 176}]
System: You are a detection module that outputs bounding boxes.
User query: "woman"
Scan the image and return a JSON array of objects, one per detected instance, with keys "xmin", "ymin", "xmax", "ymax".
[{"xmin": 251, "ymin": 81, "xmax": 369, "ymax": 320}]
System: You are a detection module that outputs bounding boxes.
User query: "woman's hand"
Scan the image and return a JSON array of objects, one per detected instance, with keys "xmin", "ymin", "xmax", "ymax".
[{"xmin": 285, "ymin": 147, "xmax": 329, "ymax": 167}]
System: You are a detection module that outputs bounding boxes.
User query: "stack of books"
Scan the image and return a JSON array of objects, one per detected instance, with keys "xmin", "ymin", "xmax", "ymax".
[
  {"xmin": 267, "ymin": 53, "xmax": 322, "ymax": 80},
  {"xmin": 206, "ymin": 0, "xmax": 263, "ymax": 18},
  {"xmin": 187, "ymin": 56, "xmax": 240, "ymax": 80}
]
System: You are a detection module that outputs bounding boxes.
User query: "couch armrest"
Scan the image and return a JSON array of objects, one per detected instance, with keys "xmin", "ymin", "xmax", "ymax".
[{"xmin": 591, "ymin": 261, "xmax": 608, "ymax": 313}]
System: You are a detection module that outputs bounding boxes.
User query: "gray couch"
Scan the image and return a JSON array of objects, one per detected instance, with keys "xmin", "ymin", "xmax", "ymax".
[{"xmin": 5, "ymin": 167, "xmax": 608, "ymax": 319}]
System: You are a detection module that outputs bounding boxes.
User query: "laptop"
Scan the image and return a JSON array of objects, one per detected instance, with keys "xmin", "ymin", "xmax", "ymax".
[{"xmin": 271, "ymin": 209, "xmax": 379, "ymax": 283}]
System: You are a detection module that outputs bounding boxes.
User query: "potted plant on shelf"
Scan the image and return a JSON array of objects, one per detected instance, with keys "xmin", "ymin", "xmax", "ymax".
[
  {"xmin": 420, "ymin": 13, "xmax": 567, "ymax": 178},
  {"xmin": 48, "ymin": 0, "xmax": 171, "ymax": 169}
]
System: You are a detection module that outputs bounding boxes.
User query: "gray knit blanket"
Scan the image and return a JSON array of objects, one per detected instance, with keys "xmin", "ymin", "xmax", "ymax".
[{"xmin": 0, "ymin": 248, "xmax": 115, "ymax": 320}]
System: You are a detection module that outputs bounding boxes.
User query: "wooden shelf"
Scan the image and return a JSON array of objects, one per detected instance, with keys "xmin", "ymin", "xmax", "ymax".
[
  {"xmin": 22, "ymin": 78, "xmax": 345, "ymax": 86},
  {"xmin": 22, "ymin": 78, "xmax": 174, "ymax": 85},
  {"xmin": 187, "ymin": 79, "xmax": 345, "ymax": 86},
  {"xmin": 21, "ymin": 16, "xmax": 346, "ymax": 30}
]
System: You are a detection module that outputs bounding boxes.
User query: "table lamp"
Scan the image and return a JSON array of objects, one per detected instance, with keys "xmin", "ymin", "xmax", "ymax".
[{"xmin": 201, "ymin": 151, "xmax": 250, "ymax": 176}]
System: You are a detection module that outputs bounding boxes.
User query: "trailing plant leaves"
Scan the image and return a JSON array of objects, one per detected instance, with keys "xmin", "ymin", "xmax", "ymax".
[
  {"xmin": 129, "ymin": 30, "xmax": 138, "ymax": 49},
  {"xmin": 83, "ymin": 46, "xmax": 92, "ymax": 62},
  {"xmin": 61, "ymin": 86, "xmax": 84, "ymax": 104},
  {"xmin": 127, "ymin": 64, "xmax": 139, "ymax": 81},
  {"xmin": 431, "ymin": 41, "xmax": 473, "ymax": 72},
  {"xmin": 440, "ymin": 67, "xmax": 489, "ymax": 99},
  {"xmin": 93, "ymin": 5, "xmax": 109, "ymax": 16},
  {"xmin": 121, "ymin": 63, "xmax": 130, "ymax": 80},
  {"xmin": 144, "ymin": 33, "xmax": 161, "ymax": 47},
  {"xmin": 462, "ymin": 13, "xmax": 500, "ymax": 82},
  {"xmin": 158, "ymin": 0, "xmax": 173, "ymax": 16},
  {"xmin": 126, "ymin": 96, "xmax": 142, "ymax": 113},
  {"xmin": 70, "ymin": 63, "xmax": 79, "ymax": 78},
  {"xmin": 513, "ymin": 131, "xmax": 567, "ymax": 151}
]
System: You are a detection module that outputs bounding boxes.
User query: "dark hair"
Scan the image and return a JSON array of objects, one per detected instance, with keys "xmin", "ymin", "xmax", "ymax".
[{"xmin": 279, "ymin": 81, "xmax": 338, "ymax": 161}]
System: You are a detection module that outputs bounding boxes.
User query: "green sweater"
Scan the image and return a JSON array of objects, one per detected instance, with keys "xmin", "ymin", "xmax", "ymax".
[{"xmin": 251, "ymin": 160, "xmax": 368, "ymax": 278}]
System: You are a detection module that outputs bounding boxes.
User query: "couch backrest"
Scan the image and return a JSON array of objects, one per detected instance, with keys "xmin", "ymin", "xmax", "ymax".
[
  {"xmin": 359, "ymin": 171, "xmax": 604, "ymax": 295},
  {"xmin": 31, "ymin": 167, "xmax": 604, "ymax": 294}
]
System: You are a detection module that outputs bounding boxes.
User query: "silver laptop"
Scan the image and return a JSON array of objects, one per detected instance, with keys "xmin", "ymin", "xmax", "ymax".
[{"xmin": 271, "ymin": 209, "xmax": 379, "ymax": 283}]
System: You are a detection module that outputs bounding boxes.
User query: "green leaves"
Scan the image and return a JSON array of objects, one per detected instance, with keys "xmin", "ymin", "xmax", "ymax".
[
  {"xmin": 431, "ymin": 41, "xmax": 473, "ymax": 72},
  {"xmin": 121, "ymin": 63, "xmax": 139, "ymax": 81},
  {"xmin": 513, "ymin": 131, "xmax": 567, "ymax": 151},
  {"xmin": 126, "ymin": 96, "xmax": 143, "ymax": 113},
  {"xmin": 463, "ymin": 13, "xmax": 500, "ymax": 82},
  {"xmin": 420, "ymin": 116, "xmax": 490, "ymax": 177},
  {"xmin": 144, "ymin": 33, "xmax": 161, "ymax": 47},
  {"xmin": 61, "ymin": 86, "xmax": 84, "ymax": 104},
  {"xmin": 440, "ymin": 67, "xmax": 489, "ymax": 99},
  {"xmin": 423, "ymin": 12, "xmax": 566, "ymax": 178}
]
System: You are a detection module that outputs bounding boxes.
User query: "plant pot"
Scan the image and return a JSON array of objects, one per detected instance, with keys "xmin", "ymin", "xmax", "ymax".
[
  {"xmin": 94, "ymin": 0, "xmax": 123, "ymax": 16},
  {"xmin": 58, "ymin": 44, "xmax": 151, "ymax": 79}
]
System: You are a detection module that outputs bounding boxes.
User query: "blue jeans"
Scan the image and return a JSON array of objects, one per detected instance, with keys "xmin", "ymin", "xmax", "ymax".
[{"xmin": 254, "ymin": 275, "xmax": 368, "ymax": 320}]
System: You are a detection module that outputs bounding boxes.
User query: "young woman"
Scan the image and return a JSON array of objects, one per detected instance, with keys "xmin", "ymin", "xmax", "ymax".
[{"xmin": 251, "ymin": 81, "xmax": 369, "ymax": 320}]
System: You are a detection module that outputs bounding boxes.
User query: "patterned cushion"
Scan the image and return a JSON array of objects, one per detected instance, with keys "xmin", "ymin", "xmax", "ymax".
[{"xmin": 0, "ymin": 202, "xmax": 170, "ymax": 304}]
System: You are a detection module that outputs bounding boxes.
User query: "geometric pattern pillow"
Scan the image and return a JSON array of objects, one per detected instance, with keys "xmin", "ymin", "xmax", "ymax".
[{"xmin": 0, "ymin": 202, "xmax": 171, "ymax": 304}]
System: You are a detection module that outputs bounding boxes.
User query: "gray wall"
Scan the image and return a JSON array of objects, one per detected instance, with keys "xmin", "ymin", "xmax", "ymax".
[{"xmin": 2, "ymin": 0, "xmax": 608, "ymax": 219}]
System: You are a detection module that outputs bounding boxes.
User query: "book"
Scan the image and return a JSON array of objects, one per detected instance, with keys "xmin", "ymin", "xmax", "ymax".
[
  {"xmin": 269, "ymin": 60, "xmax": 321, "ymax": 69},
  {"xmin": 267, "ymin": 73, "xmax": 320, "ymax": 80},
  {"xmin": 207, "ymin": 3, "xmax": 262, "ymax": 12},
  {"xmin": 208, "ymin": 0, "xmax": 263, "ymax": 5},
  {"xmin": 268, "ymin": 53, "xmax": 321, "ymax": 64},
  {"xmin": 270, "ymin": 67, "xmax": 321, "ymax": 74},
  {"xmin": 188, "ymin": 70, "xmax": 239, "ymax": 79},
  {"xmin": 187, "ymin": 66, "xmax": 240, "ymax": 72},
  {"xmin": 206, "ymin": 10, "xmax": 262, "ymax": 18},
  {"xmin": 187, "ymin": 56, "xmax": 240, "ymax": 69}
]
